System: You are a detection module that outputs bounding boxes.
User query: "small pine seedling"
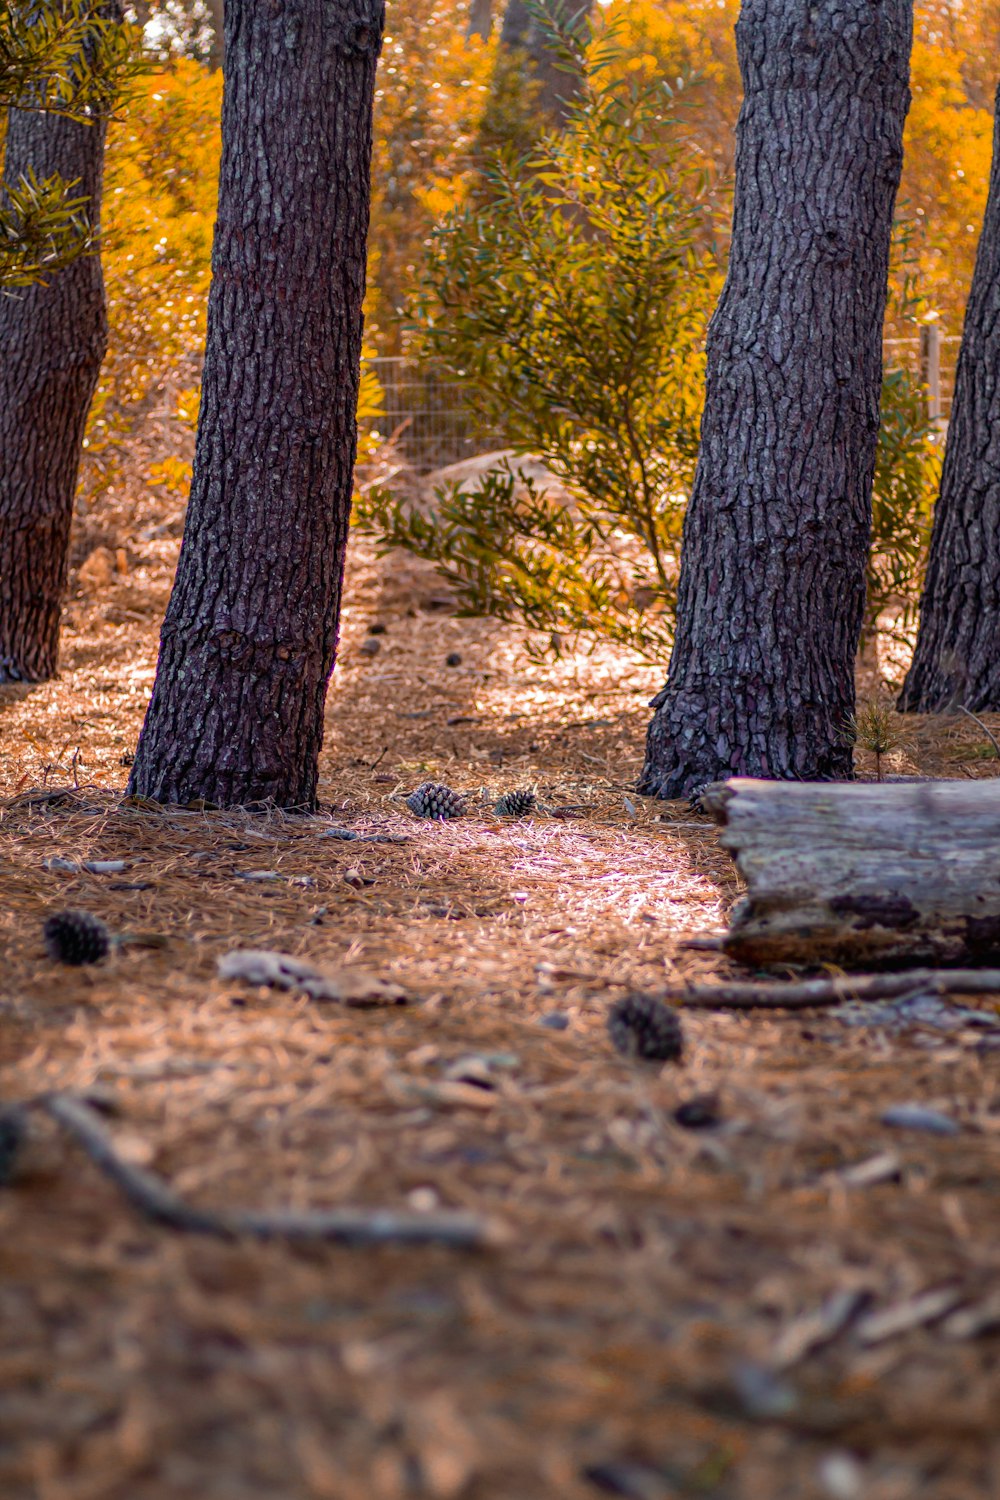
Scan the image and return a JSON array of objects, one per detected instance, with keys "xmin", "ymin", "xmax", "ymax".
[
  {"xmin": 43, "ymin": 910, "xmax": 112, "ymax": 966},
  {"xmin": 607, "ymin": 993, "xmax": 684, "ymax": 1064},
  {"xmin": 842, "ymin": 700, "xmax": 900, "ymax": 782}
]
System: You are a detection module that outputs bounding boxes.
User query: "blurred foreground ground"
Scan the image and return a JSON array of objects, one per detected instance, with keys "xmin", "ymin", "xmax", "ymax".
[{"xmin": 0, "ymin": 487, "xmax": 998, "ymax": 1500}]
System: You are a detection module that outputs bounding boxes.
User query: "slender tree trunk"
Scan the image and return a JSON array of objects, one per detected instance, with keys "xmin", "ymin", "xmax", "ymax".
[
  {"xmin": 128, "ymin": 0, "xmax": 384, "ymax": 809},
  {"xmin": 499, "ymin": 0, "xmax": 591, "ymax": 121},
  {"xmin": 638, "ymin": 0, "xmax": 911, "ymax": 800},
  {"xmin": 0, "ymin": 107, "xmax": 109, "ymax": 682},
  {"xmin": 204, "ymin": 0, "xmax": 224, "ymax": 71},
  {"xmin": 899, "ymin": 89, "xmax": 1000, "ymax": 713},
  {"xmin": 467, "ymin": 0, "xmax": 492, "ymax": 42}
]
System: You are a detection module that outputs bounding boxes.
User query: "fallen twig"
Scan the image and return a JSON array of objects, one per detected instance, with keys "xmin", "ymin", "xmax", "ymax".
[
  {"xmin": 672, "ymin": 969, "xmax": 1000, "ymax": 1011},
  {"xmin": 956, "ymin": 704, "xmax": 1000, "ymax": 759},
  {"xmin": 11, "ymin": 1094, "xmax": 504, "ymax": 1250}
]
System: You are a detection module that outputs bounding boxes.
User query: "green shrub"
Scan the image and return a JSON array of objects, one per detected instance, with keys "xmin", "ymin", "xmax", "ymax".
[
  {"xmin": 356, "ymin": 1, "xmax": 717, "ymax": 660},
  {"xmin": 356, "ymin": 3, "xmax": 942, "ymax": 662},
  {"xmin": 867, "ymin": 361, "xmax": 941, "ymax": 643}
]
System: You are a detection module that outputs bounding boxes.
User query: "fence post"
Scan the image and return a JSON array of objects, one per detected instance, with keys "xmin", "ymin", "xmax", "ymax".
[{"xmin": 920, "ymin": 323, "xmax": 943, "ymax": 428}]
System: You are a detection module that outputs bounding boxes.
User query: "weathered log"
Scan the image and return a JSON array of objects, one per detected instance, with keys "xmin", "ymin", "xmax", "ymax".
[{"xmin": 703, "ymin": 778, "xmax": 1000, "ymax": 967}]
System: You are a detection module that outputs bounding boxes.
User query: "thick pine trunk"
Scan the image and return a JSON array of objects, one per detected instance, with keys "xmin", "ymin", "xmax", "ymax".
[
  {"xmin": 128, "ymin": 0, "xmax": 384, "ymax": 810},
  {"xmin": 0, "ymin": 107, "xmax": 109, "ymax": 682},
  {"xmin": 899, "ymin": 90, "xmax": 1000, "ymax": 713},
  {"xmin": 639, "ymin": 0, "xmax": 911, "ymax": 800},
  {"xmin": 704, "ymin": 777, "xmax": 1000, "ymax": 967}
]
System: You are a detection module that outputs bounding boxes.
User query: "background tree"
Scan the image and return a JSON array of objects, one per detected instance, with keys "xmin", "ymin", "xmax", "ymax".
[
  {"xmin": 498, "ymin": 0, "xmax": 591, "ymax": 121},
  {"xmin": 0, "ymin": 0, "xmax": 130, "ymax": 683},
  {"xmin": 899, "ymin": 90, "xmax": 1000, "ymax": 713},
  {"xmin": 639, "ymin": 0, "xmax": 912, "ymax": 799},
  {"xmin": 0, "ymin": 0, "xmax": 134, "ymax": 288},
  {"xmin": 127, "ymin": 0, "xmax": 385, "ymax": 809}
]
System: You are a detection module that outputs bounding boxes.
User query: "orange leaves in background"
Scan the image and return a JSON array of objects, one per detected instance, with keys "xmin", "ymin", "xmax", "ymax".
[
  {"xmin": 81, "ymin": 60, "xmax": 222, "ymax": 511},
  {"xmin": 73, "ymin": 0, "xmax": 1000, "ymax": 511}
]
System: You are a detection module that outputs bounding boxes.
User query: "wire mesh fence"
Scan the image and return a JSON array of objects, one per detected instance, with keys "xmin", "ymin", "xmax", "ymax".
[
  {"xmin": 367, "ymin": 329, "xmax": 961, "ymax": 476},
  {"xmin": 365, "ymin": 356, "xmax": 499, "ymax": 474},
  {"xmin": 884, "ymin": 326, "xmax": 960, "ymax": 427}
]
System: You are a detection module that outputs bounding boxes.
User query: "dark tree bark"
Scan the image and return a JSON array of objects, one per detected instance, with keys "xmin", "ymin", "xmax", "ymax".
[
  {"xmin": 899, "ymin": 90, "xmax": 1000, "ymax": 713},
  {"xmin": 128, "ymin": 0, "xmax": 384, "ymax": 809},
  {"xmin": 0, "ymin": 107, "xmax": 109, "ymax": 682},
  {"xmin": 639, "ymin": 0, "xmax": 912, "ymax": 800}
]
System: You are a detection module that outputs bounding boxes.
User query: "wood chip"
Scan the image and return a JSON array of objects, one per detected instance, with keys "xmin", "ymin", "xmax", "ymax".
[
  {"xmin": 217, "ymin": 949, "xmax": 407, "ymax": 1006},
  {"xmin": 855, "ymin": 1287, "xmax": 965, "ymax": 1345}
]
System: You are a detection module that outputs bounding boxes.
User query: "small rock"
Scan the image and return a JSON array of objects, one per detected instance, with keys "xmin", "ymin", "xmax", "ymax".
[
  {"xmin": 368, "ymin": 622, "xmax": 387, "ymax": 635},
  {"xmin": 817, "ymin": 1453, "xmax": 865, "ymax": 1500},
  {"xmin": 77, "ymin": 546, "xmax": 114, "ymax": 592},
  {"xmin": 732, "ymin": 1360, "xmax": 799, "ymax": 1420},
  {"xmin": 881, "ymin": 1103, "xmax": 960, "ymax": 1136},
  {"xmin": 582, "ymin": 1459, "xmax": 666, "ymax": 1499},
  {"xmin": 673, "ymin": 1093, "xmax": 721, "ymax": 1129},
  {"xmin": 540, "ymin": 1011, "xmax": 570, "ymax": 1031},
  {"xmin": 445, "ymin": 651, "xmax": 462, "ymax": 667},
  {"xmin": 359, "ymin": 637, "xmax": 381, "ymax": 658}
]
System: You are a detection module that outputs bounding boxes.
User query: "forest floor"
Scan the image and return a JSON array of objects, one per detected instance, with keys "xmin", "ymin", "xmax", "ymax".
[{"xmin": 1, "ymin": 476, "xmax": 999, "ymax": 1500}]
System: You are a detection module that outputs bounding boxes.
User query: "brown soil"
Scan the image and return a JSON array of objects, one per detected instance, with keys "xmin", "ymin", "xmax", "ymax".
[{"xmin": 1, "ymin": 479, "xmax": 998, "ymax": 1500}]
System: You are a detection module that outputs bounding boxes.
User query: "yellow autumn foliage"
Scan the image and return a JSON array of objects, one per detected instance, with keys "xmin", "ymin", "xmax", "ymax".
[{"xmin": 73, "ymin": 0, "xmax": 1000, "ymax": 513}]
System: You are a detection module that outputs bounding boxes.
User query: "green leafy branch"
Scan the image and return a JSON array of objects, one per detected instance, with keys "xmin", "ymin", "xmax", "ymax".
[
  {"xmin": 0, "ymin": 166, "xmax": 95, "ymax": 287},
  {"xmin": 0, "ymin": 0, "xmax": 142, "ymax": 119}
]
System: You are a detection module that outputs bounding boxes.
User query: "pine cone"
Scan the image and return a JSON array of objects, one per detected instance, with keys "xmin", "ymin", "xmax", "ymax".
[
  {"xmin": 406, "ymin": 781, "xmax": 466, "ymax": 821},
  {"xmin": 43, "ymin": 909, "xmax": 111, "ymax": 966},
  {"xmin": 494, "ymin": 787, "xmax": 537, "ymax": 818},
  {"xmin": 607, "ymin": 992, "xmax": 684, "ymax": 1063},
  {"xmin": 0, "ymin": 1110, "xmax": 25, "ymax": 1186}
]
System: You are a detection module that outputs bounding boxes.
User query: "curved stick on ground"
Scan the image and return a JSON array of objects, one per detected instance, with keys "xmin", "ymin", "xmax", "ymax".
[
  {"xmin": 34, "ymin": 1095, "xmax": 504, "ymax": 1249},
  {"xmin": 672, "ymin": 969, "xmax": 1000, "ymax": 1011}
]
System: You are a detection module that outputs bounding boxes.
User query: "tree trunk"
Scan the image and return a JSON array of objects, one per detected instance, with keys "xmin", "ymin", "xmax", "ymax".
[
  {"xmin": 0, "ymin": 107, "xmax": 109, "ymax": 682},
  {"xmin": 638, "ymin": 0, "xmax": 912, "ymax": 800},
  {"xmin": 204, "ymin": 0, "xmax": 224, "ymax": 71},
  {"xmin": 898, "ymin": 89, "xmax": 1000, "ymax": 713},
  {"xmin": 704, "ymin": 777, "xmax": 1000, "ymax": 967},
  {"xmin": 467, "ymin": 0, "xmax": 492, "ymax": 42},
  {"xmin": 128, "ymin": 0, "xmax": 384, "ymax": 809}
]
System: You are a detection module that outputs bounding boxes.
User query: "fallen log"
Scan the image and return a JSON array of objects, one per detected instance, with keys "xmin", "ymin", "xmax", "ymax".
[{"xmin": 703, "ymin": 778, "xmax": 1000, "ymax": 967}]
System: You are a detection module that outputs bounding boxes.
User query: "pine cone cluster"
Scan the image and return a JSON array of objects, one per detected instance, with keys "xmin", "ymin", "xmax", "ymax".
[
  {"xmin": 494, "ymin": 787, "xmax": 537, "ymax": 818},
  {"xmin": 43, "ymin": 909, "xmax": 111, "ymax": 966},
  {"xmin": 607, "ymin": 992, "xmax": 684, "ymax": 1063},
  {"xmin": 406, "ymin": 781, "xmax": 466, "ymax": 820}
]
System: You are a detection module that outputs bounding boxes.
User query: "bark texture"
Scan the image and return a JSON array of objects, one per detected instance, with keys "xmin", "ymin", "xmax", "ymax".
[
  {"xmin": 705, "ymin": 777, "xmax": 1000, "ymax": 967},
  {"xmin": 128, "ymin": 0, "xmax": 384, "ymax": 809},
  {"xmin": 639, "ymin": 0, "xmax": 911, "ymax": 799},
  {"xmin": 899, "ymin": 89, "xmax": 1000, "ymax": 713},
  {"xmin": 0, "ymin": 108, "xmax": 109, "ymax": 682}
]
